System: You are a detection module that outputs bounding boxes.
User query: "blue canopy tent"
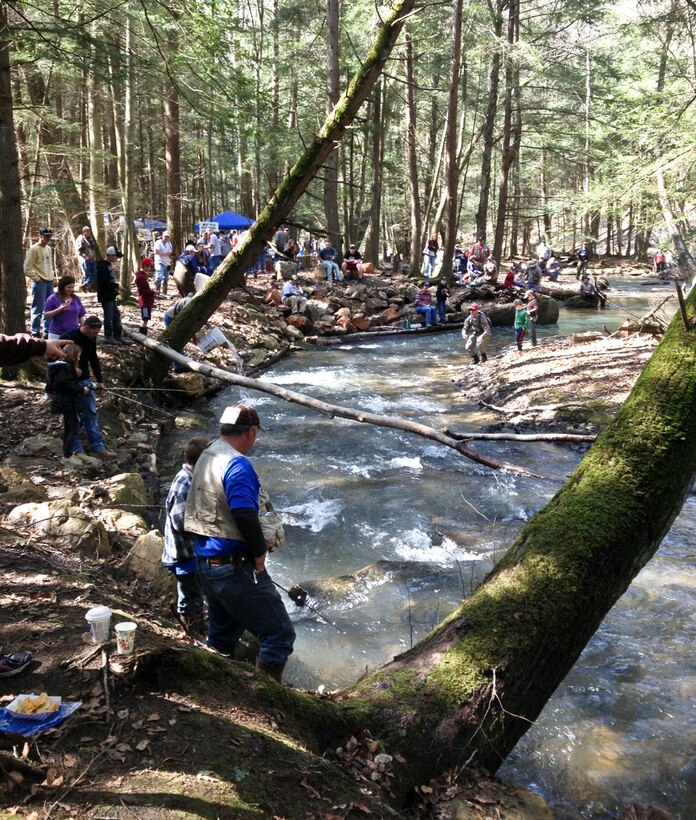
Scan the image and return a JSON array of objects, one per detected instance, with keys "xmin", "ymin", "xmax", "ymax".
[
  {"xmin": 135, "ymin": 218, "xmax": 168, "ymax": 231},
  {"xmin": 194, "ymin": 211, "xmax": 254, "ymax": 232}
]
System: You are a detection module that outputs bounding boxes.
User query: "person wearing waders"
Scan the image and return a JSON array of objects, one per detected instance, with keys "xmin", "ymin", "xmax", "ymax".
[
  {"xmin": 184, "ymin": 405, "xmax": 295, "ymax": 683},
  {"xmin": 462, "ymin": 302, "xmax": 492, "ymax": 364}
]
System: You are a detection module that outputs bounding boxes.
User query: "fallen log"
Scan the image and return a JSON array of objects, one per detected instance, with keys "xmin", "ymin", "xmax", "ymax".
[{"xmin": 126, "ymin": 331, "xmax": 592, "ymax": 473}]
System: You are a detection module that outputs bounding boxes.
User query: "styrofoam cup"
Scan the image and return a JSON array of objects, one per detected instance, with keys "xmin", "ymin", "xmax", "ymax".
[
  {"xmin": 85, "ymin": 606, "xmax": 112, "ymax": 643},
  {"xmin": 115, "ymin": 622, "xmax": 137, "ymax": 655}
]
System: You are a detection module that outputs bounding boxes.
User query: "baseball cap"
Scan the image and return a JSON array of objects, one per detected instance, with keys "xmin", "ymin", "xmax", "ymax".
[
  {"xmin": 185, "ymin": 244, "xmax": 196, "ymax": 252},
  {"xmin": 163, "ymin": 230, "xmax": 170, "ymax": 236},
  {"xmin": 219, "ymin": 404, "xmax": 263, "ymax": 430},
  {"xmin": 106, "ymin": 246, "xmax": 123, "ymax": 257},
  {"xmin": 83, "ymin": 315, "xmax": 102, "ymax": 328},
  {"xmin": 39, "ymin": 227, "xmax": 53, "ymax": 236},
  {"xmin": 141, "ymin": 257, "xmax": 154, "ymax": 268},
  {"xmin": 469, "ymin": 303, "xmax": 480, "ymax": 311}
]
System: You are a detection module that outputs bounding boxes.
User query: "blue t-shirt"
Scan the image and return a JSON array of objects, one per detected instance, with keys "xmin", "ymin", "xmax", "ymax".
[{"xmin": 194, "ymin": 455, "xmax": 260, "ymax": 557}]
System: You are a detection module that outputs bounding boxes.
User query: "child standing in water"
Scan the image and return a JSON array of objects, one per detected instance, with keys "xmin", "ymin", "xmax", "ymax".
[{"xmin": 513, "ymin": 299, "xmax": 529, "ymax": 352}]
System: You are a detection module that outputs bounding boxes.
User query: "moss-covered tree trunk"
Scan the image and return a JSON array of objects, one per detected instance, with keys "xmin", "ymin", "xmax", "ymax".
[
  {"xmin": 156, "ymin": 294, "xmax": 696, "ymax": 808},
  {"xmin": 154, "ymin": 0, "xmax": 416, "ymax": 379}
]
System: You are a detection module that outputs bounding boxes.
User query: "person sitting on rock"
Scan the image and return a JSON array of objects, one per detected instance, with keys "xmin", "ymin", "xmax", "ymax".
[
  {"xmin": 162, "ymin": 435, "xmax": 210, "ymax": 639},
  {"xmin": 546, "ymin": 256, "xmax": 561, "ymax": 282},
  {"xmin": 482, "ymin": 256, "xmax": 498, "ymax": 283},
  {"xmin": 462, "ymin": 302, "xmax": 492, "ymax": 364},
  {"xmin": 579, "ymin": 274, "xmax": 599, "ymax": 305},
  {"xmin": 341, "ymin": 244, "xmax": 364, "ymax": 280},
  {"xmin": 415, "ymin": 282, "xmax": 437, "ymax": 327},
  {"xmin": 319, "ymin": 240, "xmax": 342, "ymax": 282},
  {"xmin": 281, "ymin": 275, "xmax": 308, "ymax": 315}
]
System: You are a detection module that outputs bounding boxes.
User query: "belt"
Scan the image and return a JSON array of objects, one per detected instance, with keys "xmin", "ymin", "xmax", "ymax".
[{"xmin": 198, "ymin": 554, "xmax": 250, "ymax": 566}]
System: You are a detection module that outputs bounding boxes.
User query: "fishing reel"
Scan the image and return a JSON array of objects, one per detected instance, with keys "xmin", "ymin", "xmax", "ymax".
[{"xmin": 287, "ymin": 584, "xmax": 309, "ymax": 607}]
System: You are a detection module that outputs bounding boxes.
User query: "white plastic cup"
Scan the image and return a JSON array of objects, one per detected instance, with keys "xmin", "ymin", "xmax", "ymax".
[
  {"xmin": 85, "ymin": 606, "xmax": 112, "ymax": 643},
  {"xmin": 115, "ymin": 622, "xmax": 137, "ymax": 655}
]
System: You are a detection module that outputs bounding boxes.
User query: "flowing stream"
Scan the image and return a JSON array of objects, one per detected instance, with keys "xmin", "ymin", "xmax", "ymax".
[{"xmin": 160, "ymin": 277, "xmax": 694, "ymax": 818}]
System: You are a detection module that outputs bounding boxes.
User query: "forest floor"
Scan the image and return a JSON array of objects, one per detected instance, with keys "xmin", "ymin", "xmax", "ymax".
[{"xmin": 0, "ymin": 261, "xmax": 676, "ymax": 819}]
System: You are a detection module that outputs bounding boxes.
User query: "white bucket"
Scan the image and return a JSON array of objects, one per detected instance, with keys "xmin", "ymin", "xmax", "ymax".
[{"xmin": 85, "ymin": 606, "xmax": 112, "ymax": 643}]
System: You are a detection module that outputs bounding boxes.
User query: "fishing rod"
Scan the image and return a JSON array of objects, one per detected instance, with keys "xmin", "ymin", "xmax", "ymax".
[
  {"xmin": 100, "ymin": 388, "xmax": 178, "ymax": 418},
  {"xmin": 273, "ymin": 580, "xmax": 342, "ymax": 632}
]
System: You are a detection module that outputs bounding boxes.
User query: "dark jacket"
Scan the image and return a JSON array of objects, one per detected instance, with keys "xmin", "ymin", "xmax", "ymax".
[
  {"xmin": 46, "ymin": 360, "xmax": 82, "ymax": 413},
  {"xmin": 59, "ymin": 329, "xmax": 102, "ymax": 383},
  {"xmin": 96, "ymin": 260, "xmax": 119, "ymax": 304}
]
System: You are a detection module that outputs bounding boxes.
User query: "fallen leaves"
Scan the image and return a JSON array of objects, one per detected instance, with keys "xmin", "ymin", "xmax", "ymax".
[{"xmin": 333, "ymin": 730, "xmax": 401, "ymax": 797}]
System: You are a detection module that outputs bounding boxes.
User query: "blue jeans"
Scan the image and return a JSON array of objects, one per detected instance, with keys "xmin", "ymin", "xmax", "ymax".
[
  {"xmin": 175, "ymin": 571, "xmax": 205, "ymax": 615},
  {"xmin": 101, "ymin": 300, "xmax": 122, "ymax": 339},
  {"xmin": 155, "ymin": 264, "xmax": 170, "ymax": 289},
  {"xmin": 321, "ymin": 260, "xmax": 342, "ymax": 281},
  {"xmin": 416, "ymin": 305, "xmax": 437, "ymax": 327},
  {"xmin": 198, "ymin": 560, "xmax": 295, "ymax": 666},
  {"xmin": 30, "ymin": 280, "xmax": 54, "ymax": 337},
  {"xmin": 436, "ymin": 301, "xmax": 446, "ymax": 323},
  {"xmin": 72, "ymin": 380, "xmax": 105, "ymax": 454},
  {"xmin": 210, "ymin": 255, "xmax": 222, "ymax": 271},
  {"xmin": 423, "ymin": 253, "xmax": 436, "ymax": 278},
  {"xmin": 82, "ymin": 259, "xmax": 97, "ymax": 286}
]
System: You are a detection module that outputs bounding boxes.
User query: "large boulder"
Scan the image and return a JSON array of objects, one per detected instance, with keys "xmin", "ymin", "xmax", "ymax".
[
  {"xmin": 20, "ymin": 435, "xmax": 62, "ymax": 457},
  {"xmin": 286, "ymin": 315, "xmax": 314, "ymax": 335},
  {"xmin": 172, "ymin": 372, "xmax": 206, "ymax": 397},
  {"xmin": 7, "ymin": 500, "xmax": 110, "ymax": 557},
  {"xmin": 0, "ymin": 466, "xmax": 31, "ymax": 493},
  {"xmin": 124, "ymin": 530, "xmax": 172, "ymax": 595},
  {"xmin": 105, "ymin": 473, "xmax": 149, "ymax": 511},
  {"xmin": 96, "ymin": 507, "xmax": 150, "ymax": 538},
  {"xmin": 565, "ymin": 294, "xmax": 600, "ymax": 309},
  {"xmin": 0, "ymin": 483, "xmax": 48, "ymax": 505}
]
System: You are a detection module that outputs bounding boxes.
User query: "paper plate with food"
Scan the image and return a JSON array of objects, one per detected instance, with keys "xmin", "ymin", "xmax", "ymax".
[{"xmin": 6, "ymin": 693, "xmax": 62, "ymax": 720}]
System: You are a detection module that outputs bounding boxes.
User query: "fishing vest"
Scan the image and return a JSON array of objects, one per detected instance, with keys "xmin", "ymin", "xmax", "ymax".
[{"xmin": 184, "ymin": 438, "xmax": 284, "ymax": 550}]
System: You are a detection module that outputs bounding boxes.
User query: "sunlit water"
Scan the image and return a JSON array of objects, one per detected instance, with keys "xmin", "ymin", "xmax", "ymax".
[{"xmin": 160, "ymin": 277, "xmax": 694, "ymax": 817}]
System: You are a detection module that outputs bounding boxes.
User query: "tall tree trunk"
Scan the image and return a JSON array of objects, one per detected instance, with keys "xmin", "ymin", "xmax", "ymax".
[
  {"xmin": 88, "ymin": 25, "xmax": 106, "ymax": 252},
  {"xmin": 164, "ymin": 29, "xmax": 182, "ymax": 252},
  {"xmin": 120, "ymin": 14, "xmax": 138, "ymax": 281},
  {"xmin": 23, "ymin": 68, "xmax": 96, "ymax": 244},
  {"xmin": 440, "ymin": 0, "xmax": 464, "ymax": 280},
  {"xmin": 404, "ymin": 35, "xmax": 421, "ymax": 272},
  {"xmin": 493, "ymin": 0, "xmax": 518, "ymax": 261},
  {"xmin": 362, "ymin": 79, "xmax": 383, "ymax": 264},
  {"xmin": 0, "ymin": 1, "xmax": 24, "ymax": 334},
  {"xmin": 474, "ymin": 1, "xmax": 503, "ymax": 241},
  {"xmin": 324, "ymin": 0, "xmax": 341, "ymax": 251}
]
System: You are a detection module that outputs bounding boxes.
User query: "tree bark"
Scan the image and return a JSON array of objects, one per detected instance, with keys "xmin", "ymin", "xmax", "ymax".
[
  {"xmin": 440, "ymin": 0, "xmax": 464, "ymax": 280},
  {"xmin": 164, "ymin": 28, "xmax": 182, "ymax": 253},
  {"xmin": 324, "ymin": 0, "xmax": 341, "ymax": 251},
  {"xmin": 155, "ymin": 0, "xmax": 417, "ymax": 374},
  {"xmin": 474, "ymin": 0, "xmax": 504, "ymax": 241},
  {"xmin": 404, "ymin": 35, "xmax": 422, "ymax": 272},
  {"xmin": 0, "ymin": 1, "xmax": 24, "ymax": 335},
  {"xmin": 362, "ymin": 79, "xmax": 382, "ymax": 263}
]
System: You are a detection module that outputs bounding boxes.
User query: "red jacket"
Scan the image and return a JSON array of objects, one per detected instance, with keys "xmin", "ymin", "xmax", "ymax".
[{"xmin": 135, "ymin": 269, "xmax": 156, "ymax": 309}]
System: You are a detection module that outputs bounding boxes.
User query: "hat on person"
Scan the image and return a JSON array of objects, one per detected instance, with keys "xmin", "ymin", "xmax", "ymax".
[
  {"xmin": 185, "ymin": 244, "xmax": 196, "ymax": 252},
  {"xmin": 39, "ymin": 227, "xmax": 53, "ymax": 236},
  {"xmin": 83, "ymin": 315, "xmax": 103, "ymax": 328},
  {"xmin": 163, "ymin": 230, "xmax": 170, "ymax": 236},
  {"xmin": 525, "ymin": 290, "xmax": 535, "ymax": 298},
  {"xmin": 581, "ymin": 274, "xmax": 589, "ymax": 280},
  {"xmin": 469, "ymin": 303, "xmax": 480, "ymax": 311},
  {"xmin": 291, "ymin": 274, "xmax": 298, "ymax": 281},
  {"xmin": 106, "ymin": 246, "xmax": 123, "ymax": 257},
  {"xmin": 141, "ymin": 257, "xmax": 154, "ymax": 268},
  {"xmin": 219, "ymin": 404, "xmax": 263, "ymax": 431},
  {"xmin": 196, "ymin": 239, "xmax": 205, "ymax": 246},
  {"xmin": 514, "ymin": 299, "xmax": 523, "ymax": 306}
]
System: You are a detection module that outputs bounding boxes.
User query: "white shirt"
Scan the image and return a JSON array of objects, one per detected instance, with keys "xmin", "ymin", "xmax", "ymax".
[
  {"xmin": 154, "ymin": 239, "xmax": 173, "ymax": 267},
  {"xmin": 208, "ymin": 234, "xmax": 221, "ymax": 256},
  {"xmin": 537, "ymin": 242, "xmax": 551, "ymax": 260}
]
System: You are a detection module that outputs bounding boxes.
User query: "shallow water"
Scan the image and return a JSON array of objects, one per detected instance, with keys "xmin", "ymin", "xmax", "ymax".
[{"xmin": 160, "ymin": 277, "xmax": 693, "ymax": 817}]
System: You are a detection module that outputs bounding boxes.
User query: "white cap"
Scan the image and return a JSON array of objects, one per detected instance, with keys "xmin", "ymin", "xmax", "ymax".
[
  {"xmin": 163, "ymin": 230, "xmax": 170, "ymax": 236},
  {"xmin": 185, "ymin": 244, "xmax": 196, "ymax": 252},
  {"xmin": 220, "ymin": 406, "xmax": 243, "ymax": 425}
]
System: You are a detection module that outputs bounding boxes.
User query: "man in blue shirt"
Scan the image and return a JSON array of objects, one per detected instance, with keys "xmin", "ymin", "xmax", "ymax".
[
  {"xmin": 318, "ymin": 240, "xmax": 342, "ymax": 282},
  {"xmin": 184, "ymin": 404, "xmax": 295, "ymax": 682}
]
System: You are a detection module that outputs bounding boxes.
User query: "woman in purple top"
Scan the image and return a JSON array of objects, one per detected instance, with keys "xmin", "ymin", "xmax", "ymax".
[{"xmin": 44, "ymin": 276, "xmax": 86, "ymax": 340}]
